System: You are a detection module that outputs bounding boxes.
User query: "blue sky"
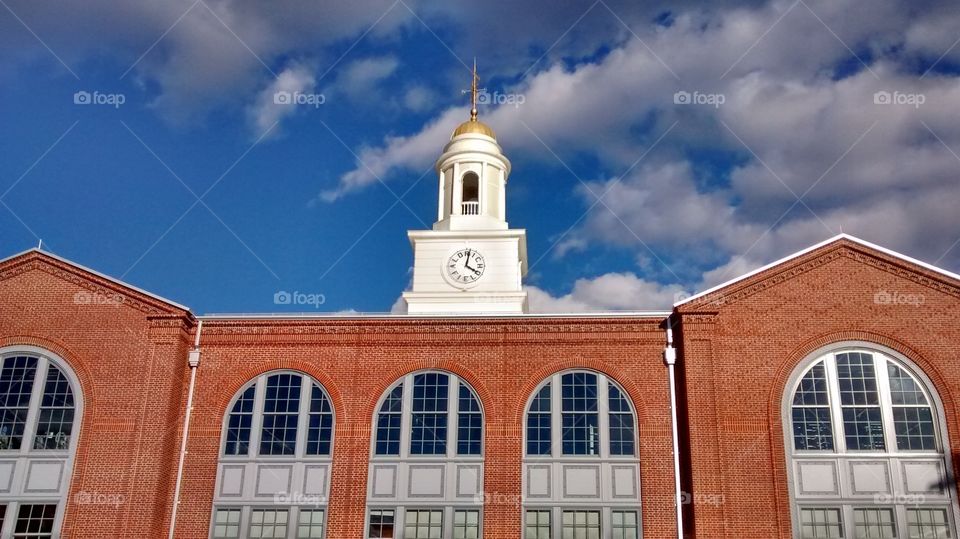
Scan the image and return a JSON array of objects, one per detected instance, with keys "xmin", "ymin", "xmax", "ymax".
[{"xmin": 1, "ymin": 0, "xmax": 959, "ymax": 314}]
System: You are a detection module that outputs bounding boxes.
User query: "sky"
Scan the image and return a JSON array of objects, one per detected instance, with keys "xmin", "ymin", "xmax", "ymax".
[{"xmin": 1, "ymin": 0, "xmax": 959, "ymax": 314}]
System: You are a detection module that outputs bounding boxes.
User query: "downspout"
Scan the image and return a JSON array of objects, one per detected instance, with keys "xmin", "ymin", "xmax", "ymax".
[
  {"xmin": 664, "ymin": 315, "xmax": 684, "ymax": 539},
  {"xmin": 169, "ymin": 319, "xmax": 202, "ymax": 539}
]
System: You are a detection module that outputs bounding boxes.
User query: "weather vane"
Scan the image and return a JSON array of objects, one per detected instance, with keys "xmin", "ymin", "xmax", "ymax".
[{"xmin": 470, "ymin": 58, "xmax": 479, "ymax": 121}]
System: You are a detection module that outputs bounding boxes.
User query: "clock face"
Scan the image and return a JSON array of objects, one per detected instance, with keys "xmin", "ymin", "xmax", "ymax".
[{"xmin": 446, "ymin": 248, "xmax": 486, "ymax": 286}]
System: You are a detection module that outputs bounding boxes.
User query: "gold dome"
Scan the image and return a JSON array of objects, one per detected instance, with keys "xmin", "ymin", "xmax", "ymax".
[{"xmin": 452, "ymin": 119, "xmax": 496, "ymax": 139}]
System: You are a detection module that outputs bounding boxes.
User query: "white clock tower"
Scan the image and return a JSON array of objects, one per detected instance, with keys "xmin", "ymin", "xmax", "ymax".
[{"xmin": 403, "ymin": 64, "xmax": 528, "ymax": 314}]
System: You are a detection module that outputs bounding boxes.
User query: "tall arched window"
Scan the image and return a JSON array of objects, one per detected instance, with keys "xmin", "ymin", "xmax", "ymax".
[
  {"xmin": 366, "ymin": 371, "xmax": 484, "ymax": 538},
  {"xmin": 523, "ymin": 370, "xmax": 641, "ymax": 538},
  {"xmin": 0, "ymin": 347, "xmax": 82, "ymax": 539},
  {"xmin": 785, "ymin": 346, "xmax": 960, "ymax": 539},
  {"xmin": 211, "ymin": 371, "xmax": 334, "ymax": 539},
  {"xmin": 460, "ymin": 172, "xmax": 480, "ymax": 215}
]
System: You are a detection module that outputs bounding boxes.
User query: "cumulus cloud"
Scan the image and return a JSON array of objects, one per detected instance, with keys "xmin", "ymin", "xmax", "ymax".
[
  {"xmin": 334, "ymin": 56, "xmax": 399, "ymax": 101},
  {"xmin": 247, "ymin": 63, "xmax": 316, "ymax": 137},
  {"xmin": 526, "ymin": 273, "xmax": 688, "ymax": 312}
]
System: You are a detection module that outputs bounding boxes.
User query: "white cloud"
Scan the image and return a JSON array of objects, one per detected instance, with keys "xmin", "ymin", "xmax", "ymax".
[
  {"xmin": 334, "ymin": 56, "xmax": 399, "ymax": 101},
  {"xmin": 527, "ymin": 273, "xmax": 688, "ymax": 312},
  {"xmin": 247, "ymin": 63, "xmax": 316, "ymax": 137}
]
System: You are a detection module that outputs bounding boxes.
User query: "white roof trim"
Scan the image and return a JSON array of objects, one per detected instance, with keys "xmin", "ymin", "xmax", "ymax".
[
  {"xmin": 675, "ymin": 233, "xmax": 960, "ymax": 307},
  {"xmin": 0, "ymin": 248, "xmax": 191, "ymax": 312},
  {"xmin": 198, "ymin": 311, "xmax": 672, "ymax": 320}
]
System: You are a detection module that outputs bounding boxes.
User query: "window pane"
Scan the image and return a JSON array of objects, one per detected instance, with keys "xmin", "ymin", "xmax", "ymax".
[
  {"xmin": 33, "ymin": 365, "xmax": 75, "ymax": 450},
  {"xmin": 893, "ymin": 407, "xmax": 937, "ymax": 451},
  {"xmin": 612, "ymin": 510, "xmax": 639, "ymax": 539},
  {"xmin": 0, "ymin": 356, "xmax": 38, "ymax": 451},
  {"xmin": 453, "ymin": 510, "xmax": 480, "ymax": 539},
  {"xmin": 853, "ymin": 508, "xmax": 896, "ymax": 539},
  {"xmin": 525, "ymin": 510, "xmax": 551, "ymax": 539},
  {"xmin": 608, "ymin": 385, "xmax": 635, "ymax": 456},
  {"xmin": 842, "ymin": 407, "xmax": 885, "ymax": 450},
  {"xmin": 793, "ymin": 407, "xmax": 835, "ymax": 451},
  {"xmin": 800, "ymin": 508, "xmax": 844, "ymax": 539},
  {"xmin": 213, "ymin": 508, "xmax": 241, "ymax": 539},
  {"xmin": 13, "ymin": 504, "xmax": 56, "ymax": 539},
  {"xmin": 297, "ymin": 509, "xmax": 325, "ymax": 539},
  {"xmin": 526, "ymin": 384, "xmax": 551, "ymax": 456},
  {"xmin": 795, "ymin": 362, "xmax": 831, "ymax": 406},
  {"xmin": 562, "ymin": 510, "xmax": 600, "ymax": 539},
  {"xmin": 404, "ymin": 509, "xmax": 443, "ymax": 539},
  {"xmin": 411, "ymin": 373, "xmax": 449, "ymax": 455},
  {"xmin": 907, "ymin": 508, "xmax": 951, "ymax": 539},
  {"xmin": 368, "ymin": 509, "xmax": 395, "ymax": 538},
  {"xmin": 457, "ymin": 384, "xmax": 482, "ymax": 455},
  {"xmin": 260, "ymin": 374, "xmax": 301, "ymax": 456},
  {"xmin": 224, "ymin": 386, "xmax": 255, "ymax": 456},
  {"xmin": 375, "ymin": 385, "xmax": 403, "ymax": 455},
  {"xmin": 249, "ymin": 509, "xmax": 288, "ymax": 539},
  {"xmin": 561, "ymin": 373, "xmax": 600, "ymax": 456},
  {"xmin": 306, "ymin": 384, "xmax": 334, "ymax": 455},
  {"xmin": 888, "ymin": 364, "xmax": 929, "ymax": 406}
]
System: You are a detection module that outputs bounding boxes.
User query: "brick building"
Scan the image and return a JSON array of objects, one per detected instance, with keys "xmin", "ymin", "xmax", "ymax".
[{"xmin": 0, "ymin": 102, "xmax": 958, "ymax": 538}]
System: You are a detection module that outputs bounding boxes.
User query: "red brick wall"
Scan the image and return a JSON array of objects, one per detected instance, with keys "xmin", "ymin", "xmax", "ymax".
[{"xmin": 676, "ymin": 240, "xmax": 960, "ymax": 538}]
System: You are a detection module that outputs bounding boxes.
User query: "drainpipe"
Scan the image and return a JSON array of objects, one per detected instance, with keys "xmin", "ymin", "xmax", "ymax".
[
  {"xmin": 664, "ymin": 315, "xmax": 684, "ymax": 539},
  {"xmin": 169, "ymin": 319, "xmax": 202, "ymax": 539}
]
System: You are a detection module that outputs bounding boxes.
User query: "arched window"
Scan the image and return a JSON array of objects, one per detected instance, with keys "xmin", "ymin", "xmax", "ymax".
[
  {"xmin": 523, "ymin": 370, "xmax": 641, "ymax": 538},
  {"xmin": 460, "ymin": 172, "xmax": 480, "ymax": 215},
  {"xmin": 0, "ymin": 347, "xmax": 82, "ymax": 539},
  {"xmin": 785, "ymin": 347, "xmax": 960, "ymax": 539},
  {"xmin": 367, "ymin": 371, "xmax": 484, "ymax": 538},
  {"xmin": 211, "ymin": 371, "xmax": 334, "ymax": 539}
]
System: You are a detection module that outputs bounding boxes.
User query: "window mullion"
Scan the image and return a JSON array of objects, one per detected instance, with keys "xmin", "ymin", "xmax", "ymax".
[
  {"xmin": 875, "ymin": 357, "xmax": 897, "ymax": 453},
  {"xmin": 550, "ymin": 375, "xmax": 562, "ymax": 458},
  {"xmin": 400, "ymin": 375, "xmax": 413, "ymax": 459},
  {"xmin": 296, "ymin": 375, "xmax": 311, "ymax": 458},
  {"xmin": 597, "ymin": 375, "xmax": 610, "ymax": 459},
  {"xmin": 448, "ymin": 377, "xmax": 459, "ymax": 459},
  {"xmin": 250, "ymin": 377, "xmax": 267, "ymax": 458},
  {"xmin": 22, "ymin": 357, "xmax": 49, "ymax": 454},
  {"xmin": 825, "ymin": 355, "xmax": 847, "ymax": 453}
]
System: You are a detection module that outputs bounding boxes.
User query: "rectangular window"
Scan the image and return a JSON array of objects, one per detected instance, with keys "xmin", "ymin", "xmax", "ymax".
[
  {"xmin": 410, "ymin": 373, "xmax": 448, "ymax": 455},
  {"xmin": 453, "ymin": 510, "xmax": 480, "ymax": 538},
  {"xmin": 836, "ymin": 353, "xmax": 885, "ymax": 450},
  {"xmin": 0, "ymin": 356, "xmax": 38, "ymax": 451},
  {"xmin": 561, "ymin": 373, "xmax": 600, "ymax": 456},
  {"xmin": 562, "ymin": 510, "xmax": 600, "ymax": 539},
  {"xmin": 527, "ymin": 385, "xmax": 551, "ymax": 455},
  {"xmin": 297, "ymin": 509, "xmax": 325, "ymax": 539},
  {"xmin": 260, "ymin": 374, "xmax": 301, "ymax": 455},
  {"xmin": 853, "ymin": 508, "xmax": 896, "ymax": 539},
  {"xmin": 249, "ymin": 509, "xmax": 289, "ymax": 538},
  {"xmin": 793, "ymin": 362, "xmax": 834, "ymax": 451},
  {"xmin": 376, "ymin": 386, "xmax": 403, "ymax": 455},
  {"xmin": 612, "ymin": 510, "xmax": 639, "ymax": 539},
  {"xmin": 608, "ymin": 386, "xmax": 635, "ymax": 456},
  {"xmin": 404, "ymin": 509, "xmax": 443, "ymax": 539},
  {"xmin": 13, "ymin": 504, "xmax": 56, "ymax": 539},
  {"xmin": 525, "ymin": 510, "xmax": 551, "ymax": 539},
  {"xmin": 368, "ymin": 509, "xmax": 395, "ymax": 538},
  {"xmin": 893, "ymin": 407, "xmax": 937, "ymax": 451},
  {"xmin": 799, "ymin": 508, "xmax": 843, "ymax": 539},
  {"xmin": 907, "ymin": 508, "xmax": 951, "ymax": 539},
  {"xmin": 212, "ymin": 509, "xmax": 241, "ymax": 539}
]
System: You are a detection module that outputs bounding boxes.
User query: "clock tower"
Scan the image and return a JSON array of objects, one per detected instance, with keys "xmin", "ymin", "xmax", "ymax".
[{"xmin": 402, "ymin": 64, "xmax": 528, "ymax": 314}]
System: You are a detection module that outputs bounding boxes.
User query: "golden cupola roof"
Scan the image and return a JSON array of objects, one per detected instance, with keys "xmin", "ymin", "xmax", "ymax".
[{"xmin": 452, "ymin": 60, "xmax": 496, "ymax": 140}]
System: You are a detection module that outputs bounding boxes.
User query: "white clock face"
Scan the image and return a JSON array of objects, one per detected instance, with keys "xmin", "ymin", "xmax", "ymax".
[{"xmin": 446, "ymin": 248, "xmax": 486, "ymax": 286}]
